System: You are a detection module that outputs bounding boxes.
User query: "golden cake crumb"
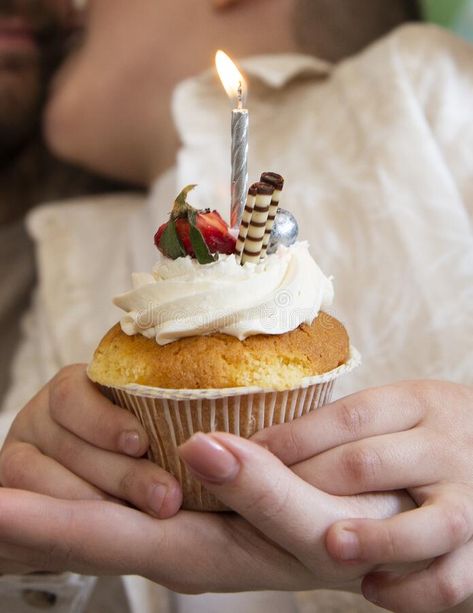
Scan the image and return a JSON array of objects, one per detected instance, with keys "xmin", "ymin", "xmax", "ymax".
[{"xmin": 88, "ymin": 312, "xmax": 349, "ymax": 390}]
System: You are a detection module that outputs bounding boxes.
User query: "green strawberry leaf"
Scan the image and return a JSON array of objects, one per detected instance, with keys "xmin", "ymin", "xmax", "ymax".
[
  {"xmin": 173, "ymin": 184, "xmax": 198, "ymax": 218},
  {"xmin": 158, "ymin": 219, "xmax": 186, "ymax": 259},
  {"xmin": 188, "ymin": 211, "xmax": 218, "ymax": 265}
]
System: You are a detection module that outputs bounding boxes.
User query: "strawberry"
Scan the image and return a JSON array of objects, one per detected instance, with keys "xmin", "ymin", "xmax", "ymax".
[
  {"xmin": 195, "ymin": 210, "xmax": 236, "ymax": 255},
  {"xmin": 154, "ymin": 185, "xmax": 236, "ymax": 264},
  {"xmin": 174, "ymin": 218, "xmax": 193, "ymax": 254}
]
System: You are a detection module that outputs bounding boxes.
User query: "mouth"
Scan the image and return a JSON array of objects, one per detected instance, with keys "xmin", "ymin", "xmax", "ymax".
[{"xmin": 0, "ymin": 17, "xmax": 39, "ymax": 56}]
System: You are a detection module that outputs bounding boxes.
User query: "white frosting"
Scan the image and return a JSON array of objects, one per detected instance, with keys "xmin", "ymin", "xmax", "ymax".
[{"xmin": 114, "ymin": 242, "xmax": 334, "ymax": 345}]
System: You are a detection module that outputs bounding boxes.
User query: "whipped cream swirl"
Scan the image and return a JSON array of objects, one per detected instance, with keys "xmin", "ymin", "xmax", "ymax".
[{"xmin": 114, "ymin": 242, "xmax": 334, "ymax": 345}]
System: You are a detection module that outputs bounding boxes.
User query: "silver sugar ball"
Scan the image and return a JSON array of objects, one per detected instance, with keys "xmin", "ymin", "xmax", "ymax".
[{"xmin": 267, "ymin": 208, "xmax": 299, "ymax": 254}]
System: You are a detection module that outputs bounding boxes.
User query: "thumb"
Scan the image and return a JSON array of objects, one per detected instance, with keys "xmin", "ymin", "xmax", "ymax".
[{"xmin": 178, "ymin": 432, "xmax": 340, "ymax": 554}]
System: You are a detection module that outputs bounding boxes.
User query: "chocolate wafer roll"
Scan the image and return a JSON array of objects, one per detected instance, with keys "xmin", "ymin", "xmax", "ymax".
[
  {"xmin": 240, "ymin": 182, "xmax": 274, "ymax": 265},
  {"xmin": 235, "ymin": 184, "xmax": 258, "ymax": 262},
  {"xmin": 260, "ymin": 172, "xmax": 284, "ymax": 259}
]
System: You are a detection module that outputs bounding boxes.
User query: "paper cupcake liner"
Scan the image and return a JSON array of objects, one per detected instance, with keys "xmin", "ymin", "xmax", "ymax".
[{"xmin": 97, "ymin": 346, "xmax": 360, "ymax": 512}]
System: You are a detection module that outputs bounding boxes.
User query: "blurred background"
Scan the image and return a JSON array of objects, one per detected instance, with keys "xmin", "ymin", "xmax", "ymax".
[{"xmin": 423, "ymin": 0, "xmax": 473, "ymax": 41}]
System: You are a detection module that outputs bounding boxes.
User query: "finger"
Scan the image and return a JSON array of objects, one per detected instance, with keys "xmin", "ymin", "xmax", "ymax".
[
  {"xmin": 0, "ymin": 489, "xmax": 162, "ymax": 575},
  {"xmin": 362, "ymin": 540, "xmax": 473, "ymax": 613},
  {"xmin": 48, "ymin": 364, "xmax": 149, "ymax": 456},
  {"xmin": 0, "ymin": 442, "xmax": 109, "ymax": 501},
  {"xmin": 178, "ymin": 432, "xmax": 339, "ymax": 557},
  {"xmin": 292, "ymin": 429, "xmax": 441, "ymax": 495},
  {"xmin": 0, "ymin": 489, "xmax": 311, "ymax": 593},
  {"xmin": 327, "ymin": 490, "xmax": 473, "ymax": 564},
  {"xmin": 0, "ymin": 558, "xmax": 37, "ymax": 574},
  {"xmin": 0, "ymin": 543, "xmax": 65, "ymax": 574},
  {"xmin": 34, "ymin": 426, "xmax": 182, "ymax": 519},
  {"xmin": 251, "ymin": 383, "xmax": 423, "ymax": 465}
]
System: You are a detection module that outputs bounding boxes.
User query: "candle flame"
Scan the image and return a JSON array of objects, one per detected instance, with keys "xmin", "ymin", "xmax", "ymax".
[{"xmin": 215, "ymin": 50, "xmax": 247, "ymax": 108}]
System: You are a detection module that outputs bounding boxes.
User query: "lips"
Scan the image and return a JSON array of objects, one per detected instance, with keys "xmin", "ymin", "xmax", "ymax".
[{"xmin": 0, "ymin": 17, "xmax": 39, "ymax": 55}]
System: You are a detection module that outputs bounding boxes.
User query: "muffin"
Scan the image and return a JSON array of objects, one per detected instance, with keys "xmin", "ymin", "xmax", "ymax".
[
  {"xmin": 89, "ymin": 309, "xmax": 348, "ymax": 390},
  {"xmin": 88, "ymin": 177, "xmax": 360, "ymax": 511}
]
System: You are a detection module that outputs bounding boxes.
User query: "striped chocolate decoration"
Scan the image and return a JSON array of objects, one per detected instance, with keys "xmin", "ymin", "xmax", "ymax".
[
  {"xmin": 235, "ymin": 184, "xmax": 258, "ymax": 262},
  {"xmin": 260, "ymin": 172, "xmax": 284, "ymax": 259},
  {"xmin": 240, "ymin": 182, "xmax": 274, "ymax": 265}
]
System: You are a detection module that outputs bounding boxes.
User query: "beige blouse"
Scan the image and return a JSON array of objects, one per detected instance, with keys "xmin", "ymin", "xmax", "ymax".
[{"xmin": 1, "ymin": 23, "xmax": 473, "ymax": 613}]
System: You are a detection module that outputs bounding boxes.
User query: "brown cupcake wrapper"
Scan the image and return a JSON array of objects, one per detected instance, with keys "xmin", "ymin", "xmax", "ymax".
[{"xmin": 94, "ymin": 347, "xmax": 360, "ymax": 512}]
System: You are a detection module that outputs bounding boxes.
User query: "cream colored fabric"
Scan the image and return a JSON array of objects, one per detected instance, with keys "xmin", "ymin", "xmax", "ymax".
[
  {"xmin": 2, "ymin": 23, "xmax": 473, "ymax": 613},
  {"xmin": 0, "ymin": 193, "xmax": 146, "ymax": 444}
]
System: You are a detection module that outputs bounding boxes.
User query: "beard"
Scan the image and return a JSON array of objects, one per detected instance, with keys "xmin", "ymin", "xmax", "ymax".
[
  {"xmin": 0, "ymin": 54, "xmax": 42, "ymax": 163},
  {"xmin": 0, "ymin": 0, "xmax": 72, "ymax": 164}
]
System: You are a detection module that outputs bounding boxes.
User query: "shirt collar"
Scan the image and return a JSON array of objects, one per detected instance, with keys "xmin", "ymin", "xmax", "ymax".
[
  {"xmin": 172, "ymin": 53, "xmax": 332, "ymax": 145},
  {"xmin": 239, "ymin": 53, "xmax": 332, "ymax": 88}
]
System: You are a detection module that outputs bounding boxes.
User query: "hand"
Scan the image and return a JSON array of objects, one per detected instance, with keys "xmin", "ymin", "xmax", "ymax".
[
  {"xmin": 253, "ymin": 380, "xmax": 473, "ymax": 612},
  {"xmin": 0, "ymin": 433, "xmax": 414, "ymax": 592},
  {"xmin": 0, "ymin": 365, "xmax": 182, "ymax": 519},
  {"xmin": 176, "ymin": 432, "xmax": 416, "ymax": 591}
]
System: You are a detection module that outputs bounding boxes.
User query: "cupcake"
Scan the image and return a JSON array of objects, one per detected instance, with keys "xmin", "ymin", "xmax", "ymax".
[{"xmin": 88, "ymin": 175, "xmax": 360, "ymax": 511}]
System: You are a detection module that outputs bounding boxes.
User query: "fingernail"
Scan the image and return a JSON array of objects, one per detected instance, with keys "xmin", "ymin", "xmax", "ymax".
[
  {"xmin": 179, "ymin": 433, "xmax": 240, "ymax": 484},
  {"xmin": 119, "ymin": 431, "xmax": 142, "ymax": 456},
  {"xmin": 148, "ymin": 483, "xmax": 167, "ymax": 515},
  {"xmin": 336, "ymin": 527, "xmax": 360, "ymax": 560}
]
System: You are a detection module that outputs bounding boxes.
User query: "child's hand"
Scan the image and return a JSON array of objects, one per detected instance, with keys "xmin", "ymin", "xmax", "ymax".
[
  {"xmin": 0, "ymin": 365, "xmax": 182, "ymax": 519},
  {"xmin": 0, "ymin": 431, "xmax": 414, "ymax": 593},
  {"xmin": 253, "ymin": 380, "xmax": 473, "ymax": 612}
]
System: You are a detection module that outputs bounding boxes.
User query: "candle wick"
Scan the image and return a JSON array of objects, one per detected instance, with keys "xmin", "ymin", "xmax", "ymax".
[{"xmin": 237, "ymin": 80, "xmax": 243, "ymax": 110}]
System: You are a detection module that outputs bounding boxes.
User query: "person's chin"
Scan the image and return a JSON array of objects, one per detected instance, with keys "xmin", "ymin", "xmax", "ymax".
[
  {"xmin": 0, "ymin": 57, "xmax": 39, "ymax": 102},
  {"xmin": 0, "ymin": 57, "xmax": 40, "ymax": 144},
  {"xmin": 0, "ymin": 28, "xmax": 40, "ymax": 90},
  {"xmin": 0, "ymin": 50, "xmax": 39, "ymax": 90}
]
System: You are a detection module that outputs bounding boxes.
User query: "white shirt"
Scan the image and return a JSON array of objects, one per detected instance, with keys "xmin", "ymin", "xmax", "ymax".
[{"xmin": 1, "ymin": 24, "xmax": 473, "ymax": 613}]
